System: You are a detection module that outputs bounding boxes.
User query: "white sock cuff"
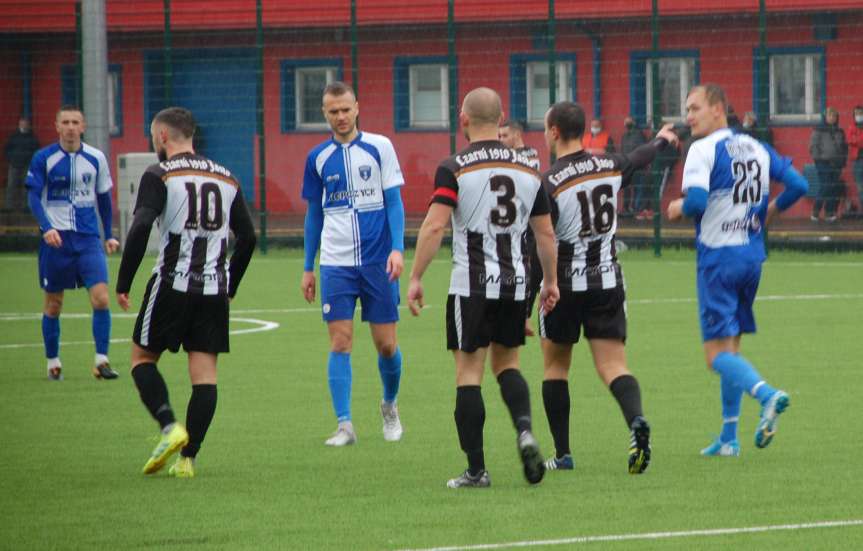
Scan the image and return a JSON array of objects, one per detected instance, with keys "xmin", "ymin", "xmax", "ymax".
[
  {"xmin": 750, "ymin": 380, "xmax": 765, "ymax": 396},
  {"xmin": 46, "ymin": 357, "xmax": 61, "ymax": 369},
  {"xmin": 95, "ymin": 353, "xmax": 109, "ymax": 366}
]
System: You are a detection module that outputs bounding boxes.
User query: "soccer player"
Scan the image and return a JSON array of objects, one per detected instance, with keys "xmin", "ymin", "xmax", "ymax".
[
  {"xmin": 116, "ymin": 107, "xmax": 256, "ymax": 477},
  {"xmin": 301, "ymin": 81, "xmax": 406, "ymax": 446},
  {"xmin": 538, "ymin": 101, "xmax": 678, "ymax": 475},
  {"xmin": 26, "ymin": 105, "xmax": 120, "ymax": 381},
  {"xmin": 667, "ymin": 84, "xmax": 808, "ymax": 456},
  {"xmin": 408, "ymin": 87, "xmax": 559, "ymax": 488},
  {"xmin": 499, "ymin": 119, "xmax": 542, "ymax": 337}
]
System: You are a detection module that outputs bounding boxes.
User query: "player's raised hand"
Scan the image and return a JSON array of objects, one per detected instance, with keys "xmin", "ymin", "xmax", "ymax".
[
  {"xmin": 104, "ymin": 238, "xmax": 120, "ymax": 254},
  {"xmin": 301, "ymin": 271, "xmax": 316, "ymax": 303},
  {"xmin": 386, "ymin": 250, "xmax": 404, "ymax": 281},
  {"xmin": 539, "ymin": 283, "xmax": 560, "ymax": 313},
  {"xmin": 407, "ymin": 278, "xmax": 424, "ymax": 316},
  {"xmin": 656, "ymin": 123, "xmax": 679, "ymax": 148},
  {"xmin": 116, "ymin": 292, "xmax": 130, "ymax": 311},
  {"xmin": 43, "ymin": 229, "xmax": 62, "ymax": 248},
  {"xmin": 667, "ymin": 198, "xmax": 684, "ymax": 221}
]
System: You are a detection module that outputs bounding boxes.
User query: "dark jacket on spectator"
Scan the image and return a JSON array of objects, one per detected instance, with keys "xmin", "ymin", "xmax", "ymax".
[
  {"xmin": 810, "ymin": 121, "xmax": 848, "ymax": 169},
  {"xmin": 4, "ymin": 129, "xmax": 40, "ymax": 168}
]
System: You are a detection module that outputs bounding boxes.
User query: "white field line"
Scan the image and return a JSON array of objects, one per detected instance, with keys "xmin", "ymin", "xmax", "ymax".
[
  {"xmin": 396, "ymin": 519, "xmax": 863, "ymax": 551},
  {"xmin": 0, "ymin": 318, "xmax": 278, "ymax": 350}
]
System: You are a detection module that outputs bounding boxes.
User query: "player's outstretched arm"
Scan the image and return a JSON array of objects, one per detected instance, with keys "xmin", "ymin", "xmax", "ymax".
[
  {"xmin": 766, "ymin": 164, "xmax": 809, "ymax": 226},
  {"xmin": 408, "ymin": 203, "xmax": 451, "ymax": 316},
  {"xmin": 624, "ymin": 124, "xmax": 678, "ymax": 174}
]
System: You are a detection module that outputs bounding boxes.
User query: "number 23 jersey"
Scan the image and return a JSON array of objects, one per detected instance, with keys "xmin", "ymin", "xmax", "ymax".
[
  {"xmin": 682, "ymin": 129, "xmax": 791, "ymax": 266},
  {"xmin": 135, "ymin": 152, "xmax": 246, "ymax": 295},
  {"xmin": 431, "ymin": 140, "xmax": 549, "ymax": 300}
]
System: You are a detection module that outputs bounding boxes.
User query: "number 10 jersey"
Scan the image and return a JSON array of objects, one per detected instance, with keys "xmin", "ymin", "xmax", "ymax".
[
  {"xmin": 431, "ymin": 140, "xmax": 549, "ymax": 300},
  {"xmin": 135, "ymin": 153, "xmax": 243, "ymax": 295}
]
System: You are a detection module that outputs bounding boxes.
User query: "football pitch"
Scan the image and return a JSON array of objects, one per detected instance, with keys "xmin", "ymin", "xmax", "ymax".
[{"xmin": 1, "ymin": 248, "xmax": 862, "ymax": 550}]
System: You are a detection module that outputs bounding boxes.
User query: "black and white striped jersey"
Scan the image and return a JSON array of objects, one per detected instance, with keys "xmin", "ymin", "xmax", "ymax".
[
  {"xmin": 124, "ymin": 153, "xmax": 251, "ymax": 296},
  {"xmin": 542, "ymin": 142, "xmax": 663, "ymax": 292},
  {"xmin": 431, "ymin": 140, "xmax": 550, "ymax": 300}
]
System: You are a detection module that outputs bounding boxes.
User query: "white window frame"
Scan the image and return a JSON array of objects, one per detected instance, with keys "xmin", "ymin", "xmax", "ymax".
[
  {"xmin": 408, "ymin": 64, "xmax": 448, "ymax": 129},
  {"xmin": 526, "ymin": 61, "xmax": 573, "ymax": 124},
  {"xmin": 768, "ymin": 53, "xmax": 822, "ymax": 123},
  {"xmin": 107, "ymin": 70, "xmax": 120, "ymax": 136},
  {"xmin": 295, "ymin": 66, "xmax": 338, "ymax": 129},
  {"xmin": 645, "ymin": 58, "xmax": 695, "ymax": 124}
]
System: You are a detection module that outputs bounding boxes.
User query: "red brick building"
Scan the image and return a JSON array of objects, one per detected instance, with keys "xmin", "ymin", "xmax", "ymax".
[{"xmin": 2, "ymin": 0, "xmax": 861, "ymax": 218}]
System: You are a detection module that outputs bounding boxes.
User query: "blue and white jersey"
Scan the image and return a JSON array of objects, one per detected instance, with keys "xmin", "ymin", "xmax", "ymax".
[
  {"xmin": 302, "ymin": 131, "xmax": 404, "ymax": 266},
  {"xmin": 682, "ymin": 129, "xmax": 791, "ymax": 267},
  {"xmin": 26, "ymin": 142, "xmax": 113, "ymax": 237}
]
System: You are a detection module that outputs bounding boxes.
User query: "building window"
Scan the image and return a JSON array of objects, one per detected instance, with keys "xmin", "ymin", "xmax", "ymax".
[
  {"xmin": 394, "ymin": 56, "xmax": 455, "ymax": 131},
  {"xmin": 61, "ymin": 64, "xmax": 123, "ymax": 137},
  {"xmin": 409, "ymin": 64, "xmax": 448, "ymax": 128},
  {"xmin": 281, "ymin": 59, "xmax": 343, "ymax": 133},
  {"xmin": 645, "ymin": 57, "xmax": 696, "ymax": 123},
  {"xmin": 769, "ymin": 52, "xmax": 823, "ymax": 122},
  {"xmin": 510, "ymin": 54, "xmax": 576, "ymax": 128},
  {"xmin": 629, "ymin": 50, "xmax": 699, "ymax": 127}
]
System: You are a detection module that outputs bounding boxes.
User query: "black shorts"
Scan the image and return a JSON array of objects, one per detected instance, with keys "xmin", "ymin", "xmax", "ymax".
[
  {"xmin": 446, "ymin": 294, "xmax": 526, "ymax": 352},
  {"xmin": 133, "ymin": 274, "xmax": 230, "ymax": 355},
  {"xmin": 538, "ymin": 286, "xmax": 627, "ymax": 344}
]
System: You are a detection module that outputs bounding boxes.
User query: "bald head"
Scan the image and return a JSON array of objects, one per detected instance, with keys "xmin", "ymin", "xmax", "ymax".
[{"xmin": 462, "ymin": 87, "xmax": 502, "ymax": 127}]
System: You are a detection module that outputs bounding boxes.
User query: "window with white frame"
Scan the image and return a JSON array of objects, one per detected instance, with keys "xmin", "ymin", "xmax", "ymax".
[
  {"xmin": 645, "ymin": 58, "xmax": 696, "ymax": 123},
  {"xmin": 769, "ymin": 53, "xmax": 823, "ymax": 122},
  {"xmin": 107, "ymin": 71, "xmax": 120, "ymax": 136},
  {"xmin": 526, "ymin": 61, "xmax": 574, "ymax": 124},
  {"xmin": 296, "ymin": 66, "xmax": 338, "ymax": 128},
  {"xmin": 409, "ymin": 64, "xmax": 448, "ymax": 128}
]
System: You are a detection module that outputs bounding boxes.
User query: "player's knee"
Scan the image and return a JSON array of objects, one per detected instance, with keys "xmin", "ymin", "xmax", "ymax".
[
  {"xmin": 330, "ymin": 335, "xmax": 353, "ymax": 353},
  {"xmin": 377, "ymin": 341, "xmax": 397, "ymax": 358},
  {"xmin": 44, "ymin": 296, "xmax": 63, "ymax": 316}
]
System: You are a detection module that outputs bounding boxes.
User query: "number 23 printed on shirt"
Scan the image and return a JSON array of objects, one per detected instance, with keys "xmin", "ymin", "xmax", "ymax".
[{"xmin": 732, "ymin": 160, "xmax": 763, "ymax": 205}]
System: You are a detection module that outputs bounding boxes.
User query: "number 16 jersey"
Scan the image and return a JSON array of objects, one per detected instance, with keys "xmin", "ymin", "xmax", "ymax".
[{"xmin": 431, "ymin": 140, "xmax": 549, "ymax": 300}]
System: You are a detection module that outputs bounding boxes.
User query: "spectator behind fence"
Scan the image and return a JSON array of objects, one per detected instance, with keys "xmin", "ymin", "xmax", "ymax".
[
  {"xmin": 741, "ymin": 111, "xmax": 773, "ymax": 146},
  {"xmin": 809, "ymin": 107, "xmax": 848, "ymax": 222},
  {"xmin": 848, "ymin": 105, "xmax": 863, "ymax": 215},
  {"xmin": 583, "ymin": 118, "xmax": 614, "ymax": 156},
  {"xmin": 4, "ymin": 116, "xmax": 40, "ymax": 211},
  {"xmin": 621, "ymin": 116, "xmax": 649, "ymax": 217}
]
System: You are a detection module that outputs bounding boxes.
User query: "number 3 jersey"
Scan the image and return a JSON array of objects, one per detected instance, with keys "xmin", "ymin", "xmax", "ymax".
[
  {"xmin": 431, "ymin": 140, "xmax": 549, "ymax": 300},
  {"xmin": 682, "ymin": 129, "xmax": 791, "ymax": 267},
  {"xmin": 134, "ymin": 153, "xmax": 249, "ymax": 295},
  {"xmin": 542, "ymin": 149, "xmax": 642, "ymax": 292}
]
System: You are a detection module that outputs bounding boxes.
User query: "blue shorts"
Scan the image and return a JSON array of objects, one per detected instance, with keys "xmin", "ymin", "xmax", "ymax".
[
  {"xmin": 319, "ymin": 264, "xmax": 399, "ymax": 324},
  {"xmin": 696, "ymin": 260, "xmax": 761, "ymax": 342},
  {"xmin": 38, "ymin": 232, "xmax": 108, "ymax": 293}
]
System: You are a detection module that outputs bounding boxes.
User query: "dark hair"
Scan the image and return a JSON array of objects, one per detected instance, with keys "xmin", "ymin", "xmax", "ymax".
[
  {"xmin": 323, "ymin": 81, "xmax": 356, "ymax": 100},
  {"xmin": 855, "ymin": 105, "xmax": 863, "ymax": 112},
  {"xmin": 546, "ymin": 101, "xmax": 585, "ymax": 142},
  {"xmin": 689, "ymin": 83, "xmax": 727, "ymax": 112},
  {"xmin": 153, "ymin": 107, "xmax": 196, "ymax": 139},
  {"xmin": 56, "ymin": 104, "xmax": 83, "ymax": 118},
  {"xmin": 500, "ymin": 119, "xmax": 525, "ymax": 133}
]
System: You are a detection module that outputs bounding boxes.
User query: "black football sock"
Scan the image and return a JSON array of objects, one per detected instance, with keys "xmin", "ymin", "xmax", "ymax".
[
  {"xmin": 454, "ymin": 386, "xmax": 486, "ymax": 476},
  {"xmin": 497, "ymin": 368, "xmax": 532, "ymax": 434},
  {"xmin": 609, "ymin": 374, "xmax": 643, "ymax": 427},
  {"xmin": 542, "ymin": 379, "xmax": 571, "ymax": 458},
  {"xmin": 181, "ymin": 384, "xmax": 218, "ymax": 459},
  {"xmin": 131, "ymin": 362, "xmax": 175, "ymax": 429}
]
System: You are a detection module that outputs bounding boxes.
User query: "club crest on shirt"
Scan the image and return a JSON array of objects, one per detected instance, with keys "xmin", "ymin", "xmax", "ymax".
[
  {"xmin": 359, "ymin": 165, "xmax": 372, "ymax": 181},
  {"xmin": 82, "ymin": 172, "xmax": 92, "ymax": 185}
]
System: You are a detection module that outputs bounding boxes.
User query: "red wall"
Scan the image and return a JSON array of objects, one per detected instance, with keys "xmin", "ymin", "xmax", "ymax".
[{"xmin": 5, "ymin": 8, "xmax": 861, "ymax": 217}]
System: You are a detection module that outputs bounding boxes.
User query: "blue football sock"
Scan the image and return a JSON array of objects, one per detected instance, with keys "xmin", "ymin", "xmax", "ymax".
[
  {"xmin": 42, "ymin": 314, "xmax": 60, "ymax": 359},
  {"xmin": 720, "ymin": 374, "xmax": 742, "ymax": 443},
  {"xmin": 328, "ymin": 352, "xmax": 352, "ymax": 422},
  {"xmin": 92, "ymin": 308, "xmax": 111, "ymax": 355},
  {"xmin": 712, "ymin": 351, "xmax": 776, "ymax": 406},
  {"xmin": 378, "ymin": 347, "xmax": 402, "ymax": 403}
]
